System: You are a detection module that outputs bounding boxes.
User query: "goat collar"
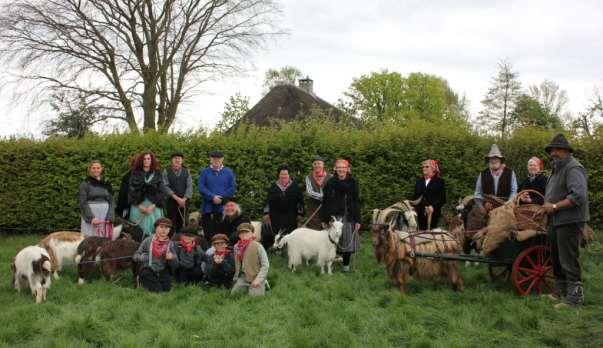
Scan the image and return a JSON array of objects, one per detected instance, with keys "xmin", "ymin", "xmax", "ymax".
[{"xmin": 327, "ymin": 228, "xmax": 338, "ymax": 245}]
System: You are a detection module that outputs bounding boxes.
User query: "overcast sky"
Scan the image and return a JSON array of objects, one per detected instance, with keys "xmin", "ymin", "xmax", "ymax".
[{"xmin": 1, "ymin": 0, "xmax": 602, "ymax": 137}]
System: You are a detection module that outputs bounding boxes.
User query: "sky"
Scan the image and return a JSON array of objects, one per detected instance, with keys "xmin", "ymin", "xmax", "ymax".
[{"xmin": 1, "ymin": 0, "xmax": 602, "ymax": 136}]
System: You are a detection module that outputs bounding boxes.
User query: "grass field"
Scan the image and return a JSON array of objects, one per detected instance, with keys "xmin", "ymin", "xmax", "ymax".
[{"xmin": 1, "ymin": 233, "xmax": 601, "ymax": 348}]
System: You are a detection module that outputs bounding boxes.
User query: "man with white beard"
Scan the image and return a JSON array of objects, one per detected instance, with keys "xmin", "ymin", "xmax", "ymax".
[{"xmin": 474, "ymin": 144, "xmax": 518, "ymax": 213}]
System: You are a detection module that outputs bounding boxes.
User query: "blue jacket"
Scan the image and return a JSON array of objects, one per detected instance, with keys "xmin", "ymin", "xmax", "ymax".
[{"xmin": 197, "ymin": 166, "xmax": 237, "ymax": 214}]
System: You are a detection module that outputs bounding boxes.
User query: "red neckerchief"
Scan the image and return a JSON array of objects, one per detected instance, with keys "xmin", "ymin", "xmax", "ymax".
[
  {"xmin": 214, "ymin": 248, "xmax": 230, "ymax": 258},
  {"xmin": 179, "ymin": 239, "xmax": 196, "ymax": 254},
  {"xmin": 151, "ymin": 236, "xmax": 170, "ymax": 259},
  {"xmin": 312, "ymin": 170, "xmax": 327, "ymax": 187},
  {"xmin": 235, "ymin": 237, "xmax": 255, "ymax": 262},
  {"xmin": 490, "ymin": 164, "xmax": 506, "ymax": 177}
]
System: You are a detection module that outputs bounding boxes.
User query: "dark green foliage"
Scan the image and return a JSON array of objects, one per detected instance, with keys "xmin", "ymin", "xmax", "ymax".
[{"xmin": 0, "ymin": 122, "xmax": 601, "ymax": 231}]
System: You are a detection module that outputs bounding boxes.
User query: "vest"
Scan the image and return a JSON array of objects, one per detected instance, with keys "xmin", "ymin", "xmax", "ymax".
[
  {"xmin": 545, "ymin": 156, "xmax": 590, "ymax": 226},
  {"xmin": 234, "ymin": 241, "xmax": 261, "ymax": 282},
  {"xmin": 481, "ymin": 167, "xmax": 512, "ymax": 200},
  {"xmin": 166, "ymin": 167, "xmax": 189, "ymax": 197}
]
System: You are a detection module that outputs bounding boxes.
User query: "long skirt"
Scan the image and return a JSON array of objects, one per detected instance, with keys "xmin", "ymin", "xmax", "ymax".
[
  {"xmin": 129, "ymin": 199, "xmax": 164, "ymax": 237},
  {"xmin": 338, "ymin": 221, "xmax": 361, "ymax": 253},
  {"xmin": 81, "ymin": 202, "xmax": 114, "ymax": 238}
]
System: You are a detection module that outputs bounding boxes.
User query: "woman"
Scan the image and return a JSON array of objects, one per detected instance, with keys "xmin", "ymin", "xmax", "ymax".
[
  {"xmin": 412, "ymin": 159, "xmax": 446, "ymax": 231},
  {"xmin": 79, "ymin": 160, "xmax": 115, "ymax": 237},
  {"xmin": 320, "ymin": 159, "xmax": 361, "ymax": 273},
  {"xmin": 218, "ymin": 200, "xmax": 250, "ymax": 246},
  {"xmin": 304, "ymin": 156, "xmax": 332, "ymax": 230},
  {"xmin": 128, "ymin": 151, "xmax": 166, "ymax": 236},
  {"xmin": 518, "ymin": 156, "xmax": 547, "ymax": 205},
  {"xmin": 263, "ymin": 165, "xmax": 304, "ymax": 244}
]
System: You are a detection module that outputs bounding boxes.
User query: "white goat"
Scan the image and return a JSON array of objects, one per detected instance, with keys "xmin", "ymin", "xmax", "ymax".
[
  {"xmin": 38, "ymin": 231, "xmax": 85, "ymax": 279},
  {"xmin": 11, "ymin": 246, "xmax": 52, "ymax": 304},
  {"xmin": 274, "ymin": 218, "xmax": 343, "ymax": 274}
]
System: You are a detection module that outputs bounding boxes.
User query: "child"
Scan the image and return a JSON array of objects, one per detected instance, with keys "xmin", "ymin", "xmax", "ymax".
[
  {"xmin": 133, "ymin": 218, "xmax": 179, "ymax": 292},
  {"xmin": 231, "ymin": 223, "xmax": 269, "ymax": 297},
  {"xmin": 173, "ymin": 227, "xmax": 205, "ymax": 285},
  {"xmin": 203, "ymin": 234, "xmax": 235, "ymax": 288}
]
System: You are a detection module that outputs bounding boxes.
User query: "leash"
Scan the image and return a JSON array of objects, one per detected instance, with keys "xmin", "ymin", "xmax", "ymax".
[{"xmin": 301, "ymin": 204, "xmax": 322, "ymax": 227}]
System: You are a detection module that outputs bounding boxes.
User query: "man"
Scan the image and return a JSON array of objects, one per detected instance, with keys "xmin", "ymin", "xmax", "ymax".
[
  {"xmin": 198, "ymin": 151, "xmax": 237, "ymax": 243},
  {"xmin": 535, "ymin": 134, "xmax": 589, "ymax": 309},
  {"xmin": 162, "ymin": 151, "xmax": 193, "ymax": 234},
  {"xmin": 465, "ymin": 144, "xmax": 518, "ymax": 233},
  {"xmin": 304, "ymin": 155, "xmax": 332, "ymax": 230}
]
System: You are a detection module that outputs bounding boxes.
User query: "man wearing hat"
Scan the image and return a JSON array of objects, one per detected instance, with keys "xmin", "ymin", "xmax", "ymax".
[
  {"xmin": 535, "ymin": 134, "xmax": 589, "ymax": 308},
  {"xmin": 303, "ymin": 155, "xmax": 332, "ymax": 229},
  {"xmin": 132, "ymin": 218, "xmax": 180, "ymax": 293},
  {"xmin": 474, "ymin": 144, "xmax": 518, "ymax": 211},
  {"xmin": 162, "ymin": 151, "xmax": 193, "ymax": 234},
  {"xmin": 231, "ymin": 223, "xmax": 269, "ymax": 297},
  {"xmin": 198, "ymin": 150, "xmax": 237, "ymax": 243}
]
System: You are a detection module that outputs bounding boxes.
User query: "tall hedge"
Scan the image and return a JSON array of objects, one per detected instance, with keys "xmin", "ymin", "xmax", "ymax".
[{"xmin": 0, "ymin": 122, "xmax": 600, "ymax": 232}]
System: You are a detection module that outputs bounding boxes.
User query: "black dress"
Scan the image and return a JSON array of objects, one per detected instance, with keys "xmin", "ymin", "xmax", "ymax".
[
  {"xmin": 412, "ymin": 176, "xmax": 446, "ymax": 231},
  {"xmin": 518, "ymin": 173, "xmax": 547, "ymax": 205},
  {"xmin": 264, "ymin": 180, "xmax": 304, "ymax": 236}
]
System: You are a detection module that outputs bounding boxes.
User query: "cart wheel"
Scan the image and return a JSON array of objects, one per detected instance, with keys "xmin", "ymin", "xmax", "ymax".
[
  {"xmin": 488, "ymin": 264, "xmax": 511, "ymax": 282},
  {"xmin": 511, "ymin": 245, "xmax": 554, "ymax": 296}
]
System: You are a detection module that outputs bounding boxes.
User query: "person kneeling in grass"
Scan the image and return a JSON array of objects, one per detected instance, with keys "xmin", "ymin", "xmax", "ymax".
[
  {"xmin": 203, "ymin": 234, "xmax": 235, "ymax": 288},
  {"xmin": 174, "ymin": 227, "xmax": 205, "ymax": 285},
  {"xmin": 133, "ymin": 218, "xmax": 179, "ymax": 292},
  {"xmin": 231, "ymin": 223, "xmax": 269, "ymax": 297}
]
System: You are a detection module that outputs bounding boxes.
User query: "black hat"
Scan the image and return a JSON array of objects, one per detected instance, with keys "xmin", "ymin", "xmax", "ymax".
[
  {"xmin": 180, "ymin": 226, "xmax": 198, "ymax": 237},
  {"xmin": 209, "ymin": 150, "xmax": 224, "ymax": 158},
  {"xmin": 170, "ymin": 151, "xmax": 184, "ymax": 159},
  {"xmin": 312, "ymin": 155, "xmax": 326, "ymax": 163},
  {"xmin": 545, "ymin": 133, "xmax": 573, "ymax": 153}
]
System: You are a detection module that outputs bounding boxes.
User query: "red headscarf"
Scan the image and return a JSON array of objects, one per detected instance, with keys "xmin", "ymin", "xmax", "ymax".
[
  {"xmin": 151, "ymin": 236, "xmax": 170, "ymax": 259},
  {"xmin": 422, "ymin": 159, "xmax": 440, "ymax": 179},
  {"xmin": 528, "ymin": 156, "xmax": 544, "ymax": 172}
]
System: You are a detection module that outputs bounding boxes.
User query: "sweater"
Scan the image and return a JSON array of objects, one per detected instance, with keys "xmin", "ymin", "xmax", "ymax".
[
  {"xmin": 173, "ymin": 243, "xmax": 204, "ymax": 270},
  {"xmin": 133, "ymin": 237, "xmax": 179, "ymax": 272},
  {"xmin": 197, "ymin": 166, "xmax": 237, "ymax": 214},
  {"xmin": 79, "ymin": 177, "xmax": 114, "ymax": 223},
  {"xmin": 545, "ymin": 155, "xmax": 590, "ymax": 227}
]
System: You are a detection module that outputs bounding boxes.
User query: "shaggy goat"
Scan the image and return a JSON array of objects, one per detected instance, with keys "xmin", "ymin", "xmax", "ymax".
[
  {"xmin": 372, "ymin": 201, "xmax": 464, "ymax": 294},
  {"xmin": 11, "ymin": 246, "xmax": 52, "ymax": 304},
  {"xmin": 274, "ymin": 218, "xmax": 343, "ymax": 274},
  {"xmin": 98, "ymin": 238, "xmax": 140, "ymax": 287},
  {"xmin": 74, "ymin": 236, "xmax": 112, "ymax": 284},
  {"xmin": 38, "ymin": 231, "xmax": 85, "ymax": 279}
]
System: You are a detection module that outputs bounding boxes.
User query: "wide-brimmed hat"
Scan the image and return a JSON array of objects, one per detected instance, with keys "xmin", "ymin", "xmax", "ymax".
[
  {"xmin": 236, "ymin": 222, "xmax": 254, "ymax": 234},
  {"xmin": 209, "ymin": 150, "xmax": 224, "ymax": 158},
  {"xmin": 211, "ymin": 233, "xmax": 230, "ymax": 245},
  {"xmin": 545, "ymin": 133, "xmax": 574, "ymax": 153},
  {"xmin": 154, "ymin": 217, "xmax": 173, "ymax": 228},
  {"xmin": 484, "ymin": 144, "xmax": 505, "ymax": 161}
]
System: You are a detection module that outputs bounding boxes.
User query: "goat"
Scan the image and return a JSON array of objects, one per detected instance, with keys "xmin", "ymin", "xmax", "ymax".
[
  {"xmin": 12, "ymin": 246, "xmax": 52, "ymax": 304},
  {"xmin": 38, "ymin": 231, "xmax": 85, "ymax": 279}
]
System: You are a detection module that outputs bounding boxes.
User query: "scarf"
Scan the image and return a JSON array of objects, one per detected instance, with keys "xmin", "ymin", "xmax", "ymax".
[
  {"xmin": 312, "ymin": 170, "xmax": 327, "ymax": 187},
  {"xmin": 210, "ymin": 164, "xmax": 224, "ymax": 173},
  {"xmin": 235, "ymin": 237, "xmax": 255, "ymax": 262},
  {"xmin": 277, "ymin": 179, "xmax": 291, "ymax": 192},
  {"xmin": 86, "ymin": 176, "xmax": 113, "ymax": 194},
  {"xmin": 214, "ymin": 248, "xmax": 231, "ymax": 258},
  {"xmin": 151, "ymin": 236, "xmax": 170, "ymax": 259},
  {"xmin": 490, "ymin": 164, "xmax": 506, "ymax": 177},
  {"xmin": 179, "ymin": 239, "xmax": 196, "ymax": 254},
  {"xmin": 423, "ymin": 159, "xmax": 440, "ymax": 180}
]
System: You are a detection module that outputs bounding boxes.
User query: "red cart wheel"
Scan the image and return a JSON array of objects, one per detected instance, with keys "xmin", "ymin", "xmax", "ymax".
[
  {"xmin": 511, "ymin": 245, "xmax": 554, "ymax": 296},
  {"xmin": 488, "ymin": 264, "xmax": 511, "ymax": 282}
]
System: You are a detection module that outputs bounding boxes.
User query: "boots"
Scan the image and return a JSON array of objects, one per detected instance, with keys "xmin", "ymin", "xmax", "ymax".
[
  {"xmin": 554, "ymin": 281, "xmax": 584, "ymax": 309},
  {"xmin": 544, "ymin": 280, "xmax": 567, "ymax": 301}
]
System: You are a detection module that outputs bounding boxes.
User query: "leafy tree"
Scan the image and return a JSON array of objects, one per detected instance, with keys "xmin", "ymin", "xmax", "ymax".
[
  {"xmin": 43, "ymin": 91, "xmax": 101, "ymax": 138},
  {"xmin": 339, "ymin": 70, "xmax": 469, "ymax": 127},
  {"xmin": 511, "ymin": 94, "xmax": 563, "ymax": 130},
  {"xmin": 215, "ymin": 93, "xmax": 251, "ymax": 133},
  {"xmin": 263, "ymin": 66, "xmax": 303, "ymax": 92},
  {"xmin": 479, "ymin": 60, "xmax": 522, "ymax": 139},
  {"xmin": 0, "ymin": 0, "xmax": 282, "ymax": 134}
]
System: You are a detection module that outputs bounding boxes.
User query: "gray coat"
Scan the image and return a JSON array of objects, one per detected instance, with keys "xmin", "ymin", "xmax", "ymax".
[
  {"xmin": 78, "ymin": 178, "xmax": 114, "ymax": 222},
  {"xmin": 545, "ymin": 155, "xmax": 590, "ymax": 227},
  {"xmin": 133, "ymin": 237, "xmax": 179, "ymax": 272}
]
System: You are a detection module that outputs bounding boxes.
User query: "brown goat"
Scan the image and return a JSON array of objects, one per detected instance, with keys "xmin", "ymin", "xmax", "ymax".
[{"xmin": 98, "ymin": 239, "xmax": 140, "ymax": 287}]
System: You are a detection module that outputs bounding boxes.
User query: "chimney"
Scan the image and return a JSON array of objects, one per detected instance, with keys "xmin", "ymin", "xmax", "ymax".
[{"xmin": 298, "ymin": 76, "xmax": 314, "ymax": 94}]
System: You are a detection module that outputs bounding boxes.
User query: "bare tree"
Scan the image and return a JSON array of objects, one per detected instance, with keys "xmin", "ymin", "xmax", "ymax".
[
  {"xmin": 574, "ymin": 86, "xmax": 603, "ymax": 137},
  {"xmin": 0, "ymin": 0, "xmax": 282, "ymax": 133},
  {"xmin": 528, "ymin": 80, "xmax": 569, "ymax": 121}
]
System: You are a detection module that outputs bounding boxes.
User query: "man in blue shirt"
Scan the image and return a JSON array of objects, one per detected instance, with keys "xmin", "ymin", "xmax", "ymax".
[{"xmin": 198, "ymin": 151, "xmax": 237, "ymax": 243}]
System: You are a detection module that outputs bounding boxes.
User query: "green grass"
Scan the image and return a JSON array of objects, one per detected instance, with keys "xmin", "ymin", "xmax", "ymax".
[{"xmin": 1, "ymin": 234, "xmax": 602, "ymax": 348}]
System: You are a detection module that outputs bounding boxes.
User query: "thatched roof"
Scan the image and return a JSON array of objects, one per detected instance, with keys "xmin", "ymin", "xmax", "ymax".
[{"xmin": 231, "ymin": 84, "xmax": 345, "ymax": 129}]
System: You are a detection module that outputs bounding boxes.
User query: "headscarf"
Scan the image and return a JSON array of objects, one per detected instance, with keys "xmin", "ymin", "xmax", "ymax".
[
  {"xmin": 527, "ymin": 156, "xmax": 544, "ymax": 176},
  {"xmin": 151, "ymin": 235, "xmax": 170, "ymax": 259},
  {"xmin": 422, "ymin": 159, "xmax": 440, "ymax": 179}
]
